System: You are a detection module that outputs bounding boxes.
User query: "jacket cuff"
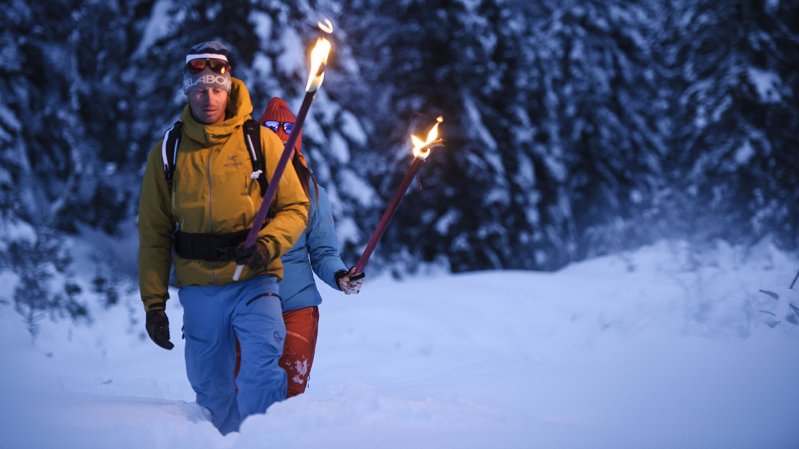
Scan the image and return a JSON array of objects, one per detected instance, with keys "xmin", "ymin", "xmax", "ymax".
[
  {"xmin": 333, "ymin": 270, "xmax": 348, "ymax": 291},
  {"xmin": 143, "ymin": 297, "xmax": 167, "ymax": 312},
  {"xmin": 259, "ymin": 238, "xmax": 279, "ymax": 262}
]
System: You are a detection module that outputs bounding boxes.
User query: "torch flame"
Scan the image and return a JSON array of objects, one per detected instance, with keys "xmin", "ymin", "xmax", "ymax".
[
  {"xmin": 411, "ymin": 116, "xmax": 444, "ymax": 160},
  {"xmin": 306, "ymin": 19, "xmax": 333, "ymax": 92}
]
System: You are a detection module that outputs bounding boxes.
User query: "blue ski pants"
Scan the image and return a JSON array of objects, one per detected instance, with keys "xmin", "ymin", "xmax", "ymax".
[{"xmin": 179, "ymin": 275, "xmax": 287, "ymax": 434}]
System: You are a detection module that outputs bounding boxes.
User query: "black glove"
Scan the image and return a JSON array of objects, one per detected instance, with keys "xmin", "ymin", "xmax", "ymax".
[
  {"xmin": 146, "ymin": 310, "xmax": 174, "ymax": 350},
  {"xmin": 234, "ymin": 241, "xmax": 270, "ymax": 270}
]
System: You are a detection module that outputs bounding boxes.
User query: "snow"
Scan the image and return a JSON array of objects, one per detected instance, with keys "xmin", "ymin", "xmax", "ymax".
[
  {"xmin": 766, "ymin": 0, "xmax": 780, "ymax": 13},
  {"xmin": 434, "ymin": 210, "xmax": 459, "ymax": 234},
  {"xmin": 747, "ymin": 67, "xmax": 782, "ymax": 103},
  {"xmin": 338, "ymin": 111, "xmax": 368, "ymax": 147},
  {"xmin": 133, "ymin": 0, "xmax": 174, "ymax": 59},
  {"xmin": 251, "ymin": 53, "xmax": 274, "ymax": 81},
  {"xmin": 328, "ymin": 132, "xmax": 350, "ymax": 164},
  {"xmin": 250, "ymin": 10, "xmax": 273, "ymax": 44},
  {"xmin": 334, "ymin": 216, "xmax": 360, "ymax": 246},
  {"xmin": 1, "ymin": 218, "xmax": 37, "ymax": 244},
  {"xmin": 0, "ymin": 270, "xmax": 17, "ymax": 301},
  {"xmin": 463, "ymin": 96, "xmax": 497, "ymax": 151},
  {"xmin": 735, "ymin": 139, "xmax": 755, "ymax": 165},
  {"xmin": 0, "ymin": 103, "xmax": 21, "ymax": 134},
  {"xmin": 277, "ymin": 28, "xmax": 305, "ymax": 78},
  {"xmin": 1, "ymin": 241, "xmax": 798, "ymax": 449},
  {"xmin": 338, "ymin": 169, "xmax": 375, "ymax": 207},
  {"xmin": 71, "ymin": 221, "xmax": 140, "ymax": 278},
  {"xmin": 516, "ymin": 152, "xmax": 535, "ymax": 186}
]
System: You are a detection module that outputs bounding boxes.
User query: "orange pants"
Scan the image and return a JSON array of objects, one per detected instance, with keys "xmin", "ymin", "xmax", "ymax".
[{"xmin": 235, "ymin": 306, "xmax": 319, "ymax": 398}]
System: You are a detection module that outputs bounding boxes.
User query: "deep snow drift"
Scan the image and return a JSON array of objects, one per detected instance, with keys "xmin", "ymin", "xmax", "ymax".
[{"xmin": 1, "ymin": 241, "xmax": 798, "ymax": 449}]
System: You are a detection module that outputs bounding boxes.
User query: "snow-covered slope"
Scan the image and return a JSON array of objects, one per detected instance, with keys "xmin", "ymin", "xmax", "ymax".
[{"xmin": 1, "ymin": 241, "xmax": 797, "ymax": 449}]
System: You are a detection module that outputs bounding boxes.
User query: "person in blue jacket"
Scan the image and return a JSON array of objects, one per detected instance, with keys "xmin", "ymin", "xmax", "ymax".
[{"xmin": 234, "ymin": 97, "xmax": 364, "ymax": 397}]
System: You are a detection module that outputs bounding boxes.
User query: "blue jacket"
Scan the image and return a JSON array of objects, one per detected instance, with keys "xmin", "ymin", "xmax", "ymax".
[{"xmin": 279, "ymin": 182, "xmax": 347, "ymax": 311}]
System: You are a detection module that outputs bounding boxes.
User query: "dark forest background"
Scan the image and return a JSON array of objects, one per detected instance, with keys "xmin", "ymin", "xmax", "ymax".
[{"xmin": 1, "ymin": 0, "xmax": 797, "ymax": 330}]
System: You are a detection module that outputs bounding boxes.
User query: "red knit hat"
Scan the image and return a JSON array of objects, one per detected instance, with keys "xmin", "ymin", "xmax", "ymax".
[{"xmin": 258, "ymin": 97, "xmax": 302, "ymax": 153}]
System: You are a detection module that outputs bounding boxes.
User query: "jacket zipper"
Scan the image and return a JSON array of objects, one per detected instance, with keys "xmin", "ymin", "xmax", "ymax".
[{"xmin": 207, "ymin": 151, "xmax": 215, "ymax": 283}]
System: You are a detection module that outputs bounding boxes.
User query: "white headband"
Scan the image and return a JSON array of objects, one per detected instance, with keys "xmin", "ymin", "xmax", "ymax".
[{"xmin": 185, "ymin": 53, "xmax": 229, "ymax": 64}]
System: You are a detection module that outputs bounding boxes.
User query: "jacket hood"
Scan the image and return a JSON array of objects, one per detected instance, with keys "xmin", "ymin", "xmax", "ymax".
[{"xmin": 179, "ymin": 77, "xmax": 254, "ymax": 146}]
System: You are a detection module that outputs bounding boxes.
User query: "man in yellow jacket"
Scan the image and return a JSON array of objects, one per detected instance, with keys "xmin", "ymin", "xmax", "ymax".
[{"xmin": 138, "ymin": 41, "xmax": 309, "ymax": 434}]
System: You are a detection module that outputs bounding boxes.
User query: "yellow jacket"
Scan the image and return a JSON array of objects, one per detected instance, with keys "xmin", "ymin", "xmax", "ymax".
[{"xmin": 138, "ymin": 78, "xmax": 309, "ymax": 311}]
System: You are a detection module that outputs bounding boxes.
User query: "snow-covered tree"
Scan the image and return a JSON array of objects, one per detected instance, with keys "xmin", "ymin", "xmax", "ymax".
[
  {"xmin": 529, "ymin": 0, "xmax": 671, "ymax": 261},
  {"xmin": 656, "ymin": 0, "xmax": 799, "ymax": 250},
  {"xmin": 1, "ymin": 0, "xmax": 797, "ymax": 330}
]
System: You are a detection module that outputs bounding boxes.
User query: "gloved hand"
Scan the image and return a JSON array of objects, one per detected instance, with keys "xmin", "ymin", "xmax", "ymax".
[
  {"xmin": 146, "ymin": 310, "xmax": 174, "ymax": 350},
  {"xmin": 234, "ymin": 241, "xmax": 270, "ymax": 270},
  {"xmin": 335, "ymin": 267, "xmax": 365, "ymax": 295}
]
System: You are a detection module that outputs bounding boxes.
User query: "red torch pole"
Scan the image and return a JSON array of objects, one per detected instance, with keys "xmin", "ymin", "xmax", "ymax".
[
  {"xmin": 352, "ymin": 116, "xmax": 444, "ymax": 277},
  {"xmin": 353, "ymin": 156, "xmax": 426, "ymax": 275}
]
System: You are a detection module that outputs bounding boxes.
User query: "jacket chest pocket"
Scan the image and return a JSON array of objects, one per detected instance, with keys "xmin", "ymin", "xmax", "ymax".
[
  {"xmin": 238, "ymin": 164, "xmax": 263, "ymax": 198},
  {"xmin": 219, "ymin": 154, "xmax": 254, "ymax": 194}
]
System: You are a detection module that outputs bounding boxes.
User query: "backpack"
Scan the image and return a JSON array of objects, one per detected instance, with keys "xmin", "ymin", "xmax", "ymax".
[{"xmin": 160, "ymin": 118, "xmax": 267, "ymax": 196}]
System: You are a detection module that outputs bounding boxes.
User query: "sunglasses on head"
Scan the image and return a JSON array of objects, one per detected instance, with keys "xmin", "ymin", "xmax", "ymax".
[
  {"xmin": 185, "ymin": 58, "xmax": 231, "ymax": 74},
  {"xmin": 263, "ymin": 120, "xmax": 295, "ymax": 134}
]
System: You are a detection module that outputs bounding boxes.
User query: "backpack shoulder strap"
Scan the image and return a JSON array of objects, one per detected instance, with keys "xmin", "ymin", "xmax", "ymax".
[
  {"xmin": 161, "ymin": 121, "xmax": 183, "ymax": 191},
  {"xmin": 243, "ymin": 118, "xmax": 268, "ymax": 196}
]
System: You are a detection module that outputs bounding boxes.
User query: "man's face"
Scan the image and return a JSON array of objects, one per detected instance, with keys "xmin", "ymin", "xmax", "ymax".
[{"xmin": 187, "ymin": 87, "xmax": 228, "ymax": 124}]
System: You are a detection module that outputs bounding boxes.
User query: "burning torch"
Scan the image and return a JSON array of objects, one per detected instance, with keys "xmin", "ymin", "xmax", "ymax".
[
  {"xmin": 234, "ymin": 20, "xmax": 333, "ymax": 281},
  {"xmin": 352, "ymin": 116, "xmax": 444, "ymax": 276}
]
